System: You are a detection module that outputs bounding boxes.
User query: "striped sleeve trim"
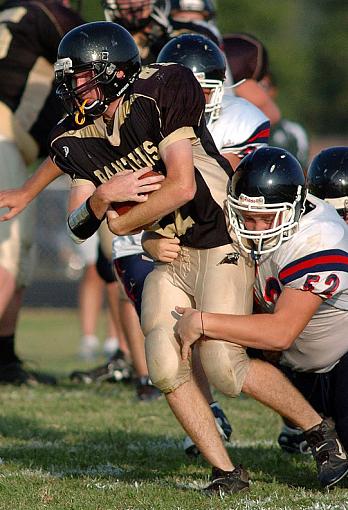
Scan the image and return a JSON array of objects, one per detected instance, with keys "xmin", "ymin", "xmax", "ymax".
[
  {"xmin": 222, "ymin": 121, "xmax": 270, "ymax": 153},
  {"xmin": 279, "ymin": 249, "xmax": 348, "ymax": 284}
]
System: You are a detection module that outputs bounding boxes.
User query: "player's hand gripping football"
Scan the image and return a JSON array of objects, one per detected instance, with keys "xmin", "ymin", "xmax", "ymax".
[
  {"xmin": 175, "ymin": 306, "xmax": 204, "ymax": 361},
  {"xmin": 98, "ymin": 167, "xmax": 164, "ymax": 205}
]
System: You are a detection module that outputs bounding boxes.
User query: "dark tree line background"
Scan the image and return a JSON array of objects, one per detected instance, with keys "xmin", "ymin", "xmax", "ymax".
[{"xmin": 215, "ymin": 0, "xmax": 348, "ymax": 138}]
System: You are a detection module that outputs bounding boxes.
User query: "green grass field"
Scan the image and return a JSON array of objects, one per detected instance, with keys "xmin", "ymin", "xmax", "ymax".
[{"xmin": 1, "ymin": 308, "xmax": 348, "ymax": 509}]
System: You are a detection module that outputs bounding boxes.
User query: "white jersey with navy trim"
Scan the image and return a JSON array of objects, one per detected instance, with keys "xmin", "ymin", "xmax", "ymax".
[
  {"xmin": 255, "ymin": 194, "xmax": 348, "ymax": 373},
  {"xmin": 209, "ymin": 94, "xmax": 270, "ymax": 159}
]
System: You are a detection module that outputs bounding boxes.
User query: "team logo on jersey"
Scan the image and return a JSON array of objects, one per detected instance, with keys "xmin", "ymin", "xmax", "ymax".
[
  {"xmin": 63, "ymin": 146, "xmax": 70, "ymax": 158},
  {"xmin": 218, "ymin": 253, "xmax": 240, "ymax": 265}
]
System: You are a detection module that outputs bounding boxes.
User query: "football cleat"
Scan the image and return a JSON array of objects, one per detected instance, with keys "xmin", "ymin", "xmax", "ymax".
[
  {"xmin": 184, "ymin": 401, "xmax": 232, "ymax": 457},
  {"xmin": 204, "ymin": 465, "xmax": 250, "ymax": 494},
  {"xmin": 0, "ymin": 361, "xmax": 57, "ymax": 386},
  {"xmin": 303, "ymin": 418, "xmax": 348, "ymax": 488},
  {"xmin": 136, "ymin": 376, "xmax": 162, "ymax": 402},
  {"xmin": 278, "ymin": 423, "xmax": 310, "ymax": 454},
  {"xmin": 70, "ymin": 349, "xmax": 132, "ymax": 384}
]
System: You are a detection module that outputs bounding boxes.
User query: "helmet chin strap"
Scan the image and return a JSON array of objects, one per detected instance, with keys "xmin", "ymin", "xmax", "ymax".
[
  {"xmin": 74, "ymin": 99, "xmax": 89, "ymax": 126},
  {"xmin": 74, "ymin": 98, "xmax": 108, "ymax": 125}
]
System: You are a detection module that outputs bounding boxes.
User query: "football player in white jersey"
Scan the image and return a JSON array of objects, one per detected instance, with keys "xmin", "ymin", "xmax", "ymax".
[
  {"xmin": 274, "ymin": 146, "xmax": 348, "ymax": 453},
  {"xmin": 175, "ymin": 146, "xmax": 348, "ymax": 487},
  {"xmin": 156, "ymin": 33, "xmax": 270, "ymax": 170}
]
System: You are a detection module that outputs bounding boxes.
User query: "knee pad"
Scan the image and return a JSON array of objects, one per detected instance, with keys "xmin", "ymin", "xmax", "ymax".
[
  {"xmin": 199, "ymin": 340, "xmax": 250, "ymax": 398},
  {"xmin": 145, "ymin": 327, "xmax": 190, "ymax": 393}
]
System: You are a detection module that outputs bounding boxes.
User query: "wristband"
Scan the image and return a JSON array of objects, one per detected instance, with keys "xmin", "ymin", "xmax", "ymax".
[{"xmin": 67, "ymin": 197, "xmax": 103, "ymax": 243}]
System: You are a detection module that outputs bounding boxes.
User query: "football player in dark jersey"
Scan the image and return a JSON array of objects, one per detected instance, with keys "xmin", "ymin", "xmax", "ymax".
[
  {"xmin": 0, "ymin": 0, "xmax": 169, "ymax": 399},
  {"xmin": 31, "ymin": 22, "xmax": 348, "ymax": 492},
  {"xmin": 0, "ymin": 0, "xmax": 83, "ymax": 385}
]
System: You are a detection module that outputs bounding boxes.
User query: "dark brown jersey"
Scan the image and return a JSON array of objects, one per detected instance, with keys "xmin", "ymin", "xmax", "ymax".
[
  {"xmin": 49, "ymin": 63, "xmax": 233, "ymax": 249},
  {"xmin": 0, "ymin": 0, "xmax": 83, "ymax": 155}
]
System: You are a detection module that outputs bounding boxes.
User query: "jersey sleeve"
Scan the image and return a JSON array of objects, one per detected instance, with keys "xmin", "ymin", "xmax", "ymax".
[
  {"xmin": 221, "ymin": 120, "xmax": 270, "ymax": 158},
  {"xmin": 156, "ymin": 64, "xmax": 205, "ymax": 152},
  {"xmin": 278, "ymin": 221, "xmax": 348, "ymax": 300},
  {"xmin": 48, "ymin": 117, "xmax": 78, "ymax": 179},
  {"xmin": 217, "ymin": 97, "xmax": 270, "ymax": 158}
]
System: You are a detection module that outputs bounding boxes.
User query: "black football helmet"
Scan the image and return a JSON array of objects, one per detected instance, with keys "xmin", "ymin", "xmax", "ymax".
[
  {"xmin": 228, "ymin": 146, "xmax": 307, "ymax": 258},
  {"xmin": 54, "ymin": 22, "xmax": 141, "ymax": 121},
  {"xmin": 307, "ymin": 147, "xmax": 348, "ymax": 221},
  {"xmin": 156, "ymin": 33, "xmax": 225, "ymax": 125},
  {"xmin": 102, "ymin": 0, "xmax": 171, "ymax": 33},
  {"xmin": 170, "ymin": 0, "xmax": 215, "ymax": 20}
]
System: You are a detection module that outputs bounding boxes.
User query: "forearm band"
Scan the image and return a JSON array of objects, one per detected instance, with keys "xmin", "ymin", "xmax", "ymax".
[{"xmin": 67, "ymin": 197, "xmax": 103, "ymax": 243}]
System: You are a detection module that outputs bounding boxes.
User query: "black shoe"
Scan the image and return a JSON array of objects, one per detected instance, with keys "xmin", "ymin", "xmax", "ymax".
[
  {"xmin": 0, "ymin": 361, "xmax": 57, "ymax": 386},
  {"xmin": 70, "ymin": 349, "xmax": 132, "ymax": 384},
  {"xmin": 204, "ymin": 465, "xmax": 250, "ymax": 494},
  {"xmin": 184, "ymin": 402, "xmax": 232, "ymax": 457},
  {"xmin": 136, "ymin": 376, "xmax": 162, "ymax": 402},
  {"xmin": 303, "ymin": 418, "xmax": 348, "ymax": 487},
  {"xmin": 278, "ymin": 424, "xmax": 310, "ymax": 454}
]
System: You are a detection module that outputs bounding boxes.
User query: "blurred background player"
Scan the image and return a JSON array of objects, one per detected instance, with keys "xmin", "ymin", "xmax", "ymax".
[
  {"xmin": 0, "ymin": 0, "xmax": 83, "ymax": 384},
  {"xmin": 222, "ymin": 32, "xmax": 281, "ymax": 125},
  {"xmin": 169, "ymin": 0, "xmax": 222, "ymax": 47},
  {"xmin": 223, "ymin": 32, "xmax": 310, "ymax": 168},
  {"xmin": 76, "ymin": 232, "xmax": 126, "ymax": 360},
  {"xmin": 260, "ymin": 71, "xmax": 310, "ymax": 169},
  {"xmin": 102, "ymin": 0, "xmax": 171, "ymax": 63}
]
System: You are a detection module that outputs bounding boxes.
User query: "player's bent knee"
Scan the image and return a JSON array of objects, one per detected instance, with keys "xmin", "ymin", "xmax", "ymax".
[
  {"xmin": 199, "ymin": 340, "xmax": 250, "ymax": 397},
  {"xmin": 145, "ymin": 327, "xmax": 190, "ymax": 393}
]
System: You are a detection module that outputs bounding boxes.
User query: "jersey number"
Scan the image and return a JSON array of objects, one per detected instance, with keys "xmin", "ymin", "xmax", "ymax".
[{"xmin": 303, "ymin": 273, "xmax": 340, "ymax": 298}]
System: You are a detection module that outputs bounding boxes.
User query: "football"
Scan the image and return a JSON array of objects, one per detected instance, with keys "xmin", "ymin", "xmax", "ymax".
[{"xmin": 110, "ymin": 169, "xmax": 159, "ymax": 216}]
